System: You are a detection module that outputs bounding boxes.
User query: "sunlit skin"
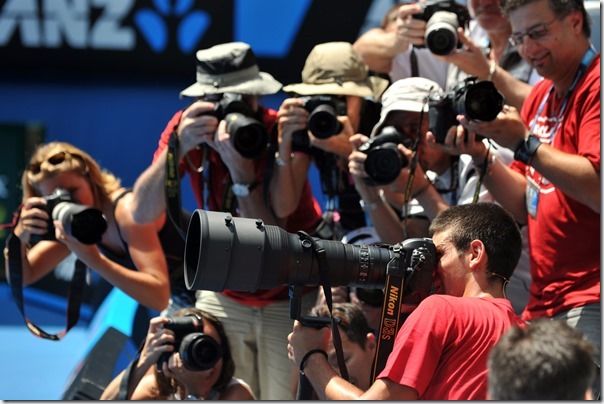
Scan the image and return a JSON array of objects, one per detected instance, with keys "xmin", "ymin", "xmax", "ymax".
[
  {"xmin": 325, "ymin": 328, "xmax": 376, "ymax": 390},
  {"xmin": 509, "ymin": 0, "xmax": 585, "ymax": 93},
  {"xmin": 432, "ymin": 229, "xmax": 472, "ymax": 297}
]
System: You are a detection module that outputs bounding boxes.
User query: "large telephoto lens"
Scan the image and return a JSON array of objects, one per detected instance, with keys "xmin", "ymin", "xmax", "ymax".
[
  {"xmin": 184, "ymin": 210, "xmax": 397, "ymax": 292},
  {"xmin": 52, "ymin": 202, "xmax": 108, "ymax": 244}
]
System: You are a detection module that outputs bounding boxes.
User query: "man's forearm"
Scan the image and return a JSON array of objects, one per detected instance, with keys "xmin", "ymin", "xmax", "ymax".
[
  {"xmin": 303, "ymin": 354, "xmax": 364, "ymax": 400},
  {"xmin": 131, "ymin": 150, "xmax": 168, "ymax": 224},
  {"xmin": 492, "ymin": 66, "xmax": 533, "ymax": 110},
  {"xmin": 531, "ymin": 144, "xmax": 600, "ymax": 213}
]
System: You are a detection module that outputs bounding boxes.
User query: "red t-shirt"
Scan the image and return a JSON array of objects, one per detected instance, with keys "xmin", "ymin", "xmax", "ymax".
[
  {"xmin": 378, "ymin": 295, "xmax": 521, "ymax": 400},
  {"xmin": 510, "ymin": 55, "xmax": 600, "ymax": 320},
  {"xmin": 153, "ymin": 108, "xmax": 322, "ymax": 307}
]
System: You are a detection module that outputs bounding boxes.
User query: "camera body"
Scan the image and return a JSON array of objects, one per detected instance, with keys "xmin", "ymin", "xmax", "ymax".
[
  {"xmin": 358, "ymin": 126, "xmax": 411, "ymax": 186},
  {"xmin": 202, "ymin": 93, "xmax": 269, "ymax": 159},
  {"xmin": 428, "ymin": 78, "xmax": 503, "ymax": 143},
  {"xmin": 157, "ymin": 316, "xmax": 223, "ymax": 372},
  {"xmin": 413, "ymin": 0, "xmax": 471, "ymax": 55},
  {"xmin": 31, "ymin": 188, "xmax": 107, "ymax": 245}
]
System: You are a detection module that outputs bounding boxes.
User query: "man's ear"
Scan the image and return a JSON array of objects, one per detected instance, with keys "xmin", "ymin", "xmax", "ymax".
[
  {"xmin": 365, "ymin": 332, "xmax": 377, "ymax": 353},
  {"xmin": 567, "ymin": 9, "xmax": 584, "ymax": 36},
  {"xmin": 468, "ymin": 239, "xmax": 486, "ymax": 272}
]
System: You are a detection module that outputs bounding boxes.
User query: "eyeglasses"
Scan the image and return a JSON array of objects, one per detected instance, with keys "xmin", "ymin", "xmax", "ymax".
[
  {"xmin": 28, "ymin": 151, "xmax": 86, "ymax": 175},
  {"xmin": 509, "ymin": 19, "xmax": 558, "ymax": 47}
]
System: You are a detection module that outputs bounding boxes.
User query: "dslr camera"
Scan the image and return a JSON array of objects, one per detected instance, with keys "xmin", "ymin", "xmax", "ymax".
[
  {"xmin": 413, "ymin": 0, "xmax": 471, "ymax": 55},
  {"xmin": 203, "ymin": 93, "xmax": 269, "ymax": 159},
  {"xmin": 358, "ymin": 126, "xmax": 411, "ymax": 186},
  {"xmin": 157, "ymin": 315, "xmax": 223, "ymax": 372},
  {"xmin": 428, "ymin": 78, "xmax": 503, "ymax": 143},
  {"xmin": 292, "ymin": 95, "xmax": 347, "ymax": 142},
  {"xmin": 31, "ymin": 188, "xmax": 107, "ymax": 245}
]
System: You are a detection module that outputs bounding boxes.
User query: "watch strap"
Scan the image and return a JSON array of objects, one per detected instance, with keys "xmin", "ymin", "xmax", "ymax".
[{"xmin": 514, "ymin": 134, "xmax": 542, "ymax": 165}]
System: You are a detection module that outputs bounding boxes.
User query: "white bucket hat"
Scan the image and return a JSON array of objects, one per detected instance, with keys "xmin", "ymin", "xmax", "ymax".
[{"xmin": 371, "ymin": 77, "xmax": 444, "ymax": 137}]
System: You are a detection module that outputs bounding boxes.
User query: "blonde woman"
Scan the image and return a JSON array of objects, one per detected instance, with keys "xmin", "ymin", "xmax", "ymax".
[{"xmin": 10, "ymin": 141, "xmax": 170, "ymax": 311}]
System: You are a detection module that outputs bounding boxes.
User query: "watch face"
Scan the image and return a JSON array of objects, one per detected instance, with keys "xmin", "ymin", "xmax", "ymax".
[{"xmin": 231, "ymin": 183, "xmax": 250, "ymax": 197}]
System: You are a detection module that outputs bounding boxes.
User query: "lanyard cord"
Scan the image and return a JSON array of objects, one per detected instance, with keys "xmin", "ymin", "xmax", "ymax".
[{"xmin": 529, "ymin": 46, "xmax": 597, "ymax": 139}]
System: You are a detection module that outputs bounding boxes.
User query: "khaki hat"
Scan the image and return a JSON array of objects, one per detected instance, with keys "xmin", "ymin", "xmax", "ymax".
[
  {"xmin": 283, "ymin": 42, "xmax": 389, "ymax": 101},
  {"xmin": 371, "ymin": 77, "xmax": 443, "ymax": 136},
  {"xmin": 180, "ymin": 42, "xmax": 282, "ymax": 98}
]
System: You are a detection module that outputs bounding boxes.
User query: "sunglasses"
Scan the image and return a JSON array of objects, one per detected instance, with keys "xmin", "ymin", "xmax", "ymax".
[
  {"xmin": 509, "ymin": 18, "xmax": 557, "ymax": 47},
  {"xmin": 28, "ymin": 151, "xmax": 87, "ymax": 175}
]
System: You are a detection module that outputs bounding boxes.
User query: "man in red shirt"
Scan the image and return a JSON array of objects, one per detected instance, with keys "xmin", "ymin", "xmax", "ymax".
[
  {"xmin": 454, "ymin": 0, "xmax": 600, "ymax": 370},
  {"xmin": 288, "ymin": 202, "xmax": 523, "ymax": 399}
]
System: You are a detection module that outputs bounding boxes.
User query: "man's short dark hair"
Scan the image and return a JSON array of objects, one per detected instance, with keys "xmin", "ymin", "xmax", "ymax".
[
  {"xmin": 310, "ymin": 302, "xmax": 373, "ymax": 349},
  {"xmin": 429, "ymin": 202, "xmax": 521, "ymax": 280},
  {"xmin": 502, "ymin": 0, "xmax": 591, "ymax": 37},
  {"xmin": 488, "ymin": 319, "xmax": 596, "ymax": 400}
]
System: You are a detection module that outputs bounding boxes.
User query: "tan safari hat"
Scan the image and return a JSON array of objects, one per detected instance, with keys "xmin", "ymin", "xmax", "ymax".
[{"xmin": 283, "ymin": 42, "xmax": 389, "ymax": 101}]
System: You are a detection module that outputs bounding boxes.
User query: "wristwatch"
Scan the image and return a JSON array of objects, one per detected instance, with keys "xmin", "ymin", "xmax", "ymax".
[
  {"xmin": 513, "ymin": 134, "xmax": 542, "ymax": 165},
  {"xmin": 231, "ymin": 181, "xmax": 259, "ymax": 197}
]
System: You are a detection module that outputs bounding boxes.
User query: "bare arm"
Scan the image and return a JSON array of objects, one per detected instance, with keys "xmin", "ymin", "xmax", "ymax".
[
  {"xmin": 131, "ymin": 149, "xmax": 168, "ymax": 224},
  {"xmin": 270, "ymin": 98, "xmax": 313, "ymax": 218},
  {"xmin": 353, "ymin": 28, "xmax": 407, "ymax": 74},
  {"xmin": 131, "ymin": 101, "xmax": 219, "ymax": 224},
  {"xmin": 440, "ymin": 29, "xmax": 533, "ymax": 110},
  {"xmin": 353, "ymin": 4, "xmax": 424, "ymax": 74},
  {"xmin": 460, "ymin": 105, "xmax": 600, "ymax": 215},
  {"xmin": 11, "ymin": 197, "xmax": 75, "ymax": 284},
  {"xmin": 530, "ymin": 144, "xmax": 600, "ymax": 213}
]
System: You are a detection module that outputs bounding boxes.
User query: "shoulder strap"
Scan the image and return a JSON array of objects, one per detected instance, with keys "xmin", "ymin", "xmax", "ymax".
[
  {"xmin": 111, "ymin": 188, "xmax": 132, "ymax": 253},
  {"xmin": 5, "ymin": 232, "xmax": 86, "ymax": 340}
]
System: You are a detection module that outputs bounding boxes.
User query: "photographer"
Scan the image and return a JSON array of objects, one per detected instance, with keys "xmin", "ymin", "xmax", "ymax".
[
  {"xmin": 288, "ymin": 202, "xmax": 523, "ymax": 400},
  {"xmin": 7, "ymin": 141, "xmax": 170, "ymax": 311},
  {"xmin": 130, "ymin": 42, "xmax": 321, "ymax": 400},
  {"xmin": 272, "ymin": 41, "xmax": 388, "ymax": 240},
  {"xmin": 348, "ymin": 77, "xmax": 493, "ymax": 244},
  {"xmin": 452, "ymin": 0, "xmax": 600, "ymax": 375},
  {"xmin": 440, "ymin": 0, "xmax": 541, "ymax": 110},
  {"xmin": 101, "ymin": 308, "xmax": 254, "ymax": 400}
]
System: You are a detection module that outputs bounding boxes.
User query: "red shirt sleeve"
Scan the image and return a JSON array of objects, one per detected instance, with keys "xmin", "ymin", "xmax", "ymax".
[{"xmin": 377, "ymin": 295, "xmax": 454, "ymax": 396}]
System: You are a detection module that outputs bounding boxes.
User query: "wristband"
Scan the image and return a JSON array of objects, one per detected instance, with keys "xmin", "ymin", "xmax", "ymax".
[
  {"xmin": 513, "ymin": 134, "xmax": 542, "ymax": 165},
  {"xmin": 299, "ymin": 349, "xmax": 328, "ymax": 375}
]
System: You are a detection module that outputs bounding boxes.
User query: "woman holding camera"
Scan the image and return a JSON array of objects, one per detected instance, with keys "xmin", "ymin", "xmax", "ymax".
[
  {"xmin": 101, "ymin": 308, "xmax": 255, "ymax": 400},
  {"xmin": 9, "ymin": 141, "xmax": 171, "ymax": 311}
]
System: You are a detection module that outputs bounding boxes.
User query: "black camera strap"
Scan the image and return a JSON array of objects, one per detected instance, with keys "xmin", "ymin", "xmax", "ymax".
[
  {"xmin": 294, "ymin": 232, "xmax": 349, "ymax": 399},
  {"xmin": 165, "ymin": 130, "xmax": 187, "ymax": 240},
  {"xmin": 370, "ymin": 245, "xmax": 405, "ymax": 382},
  {"xmin": 5, "ymin": 231, "xmax": 87, "ymax": 341},
  {"xmin": 117, "ymin": 341, "xmax": 146, "ymax": 400}
]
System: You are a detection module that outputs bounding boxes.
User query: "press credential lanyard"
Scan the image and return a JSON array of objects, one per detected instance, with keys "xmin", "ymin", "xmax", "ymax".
[{"xmin": 525, "ymin": 46, "xmax": 597, "ymax": 218}]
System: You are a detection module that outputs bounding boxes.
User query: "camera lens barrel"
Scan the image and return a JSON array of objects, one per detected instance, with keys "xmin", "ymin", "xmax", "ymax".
[
  {"xmin": 308, "ymin": 104, "xmax": 343, "ymax": 139},
  {"xmin": 180, "ymin": 333, "xmax": 222, "ymax": 371},
  {"xmin": 52, "ymin": 202, "xmax": 108, "ymax": 245},
  {"xmin": 184, "ymin": 210, "xmax": 395, "ymax": 292},
  {"xmin": 224, "ymin": 112, "xmax": 268, "ymax": 159},
  {"xmin": 425, "ymin": 11, "xmax": 459, "ymax": 55}
]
